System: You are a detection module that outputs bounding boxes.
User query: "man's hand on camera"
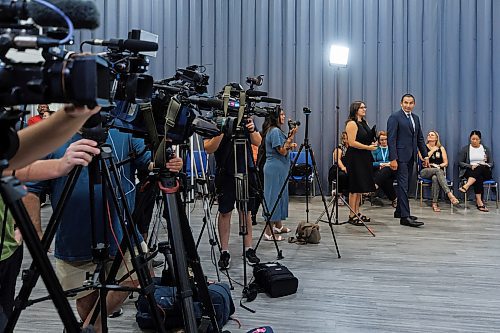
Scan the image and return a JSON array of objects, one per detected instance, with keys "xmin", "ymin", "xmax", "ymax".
[
  {"xmin": 166, "ymin": 156, "xmax": 183, "ymax": 173},
  {"xmin": 246, "ymin": 118, "xmax": 256, "ymax": 133},
  {"xmin": 57, "ymin": 139, "xmax": 100, "ymax": 176},
  {"xmin": 63, "ymin": 104, "xmax": 101, "ymax": 119}
]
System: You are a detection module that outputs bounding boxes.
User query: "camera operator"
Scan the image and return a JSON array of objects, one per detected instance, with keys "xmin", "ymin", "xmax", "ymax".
[
  {"xmin": 23, "ymin": 129, "xmax": 182, "ymax": 333},
  {"xmin": 1, "ymin": 104, "xmax": 100, "ymax": 330},
  {"xmin": 204, "ymin": 117, "xmax": 262, "ymax": 269}
]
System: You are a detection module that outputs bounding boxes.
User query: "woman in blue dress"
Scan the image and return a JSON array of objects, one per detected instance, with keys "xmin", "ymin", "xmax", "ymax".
[{"xmin": 262, "ymin": 106, "xmax": 298, "ymax": 240}]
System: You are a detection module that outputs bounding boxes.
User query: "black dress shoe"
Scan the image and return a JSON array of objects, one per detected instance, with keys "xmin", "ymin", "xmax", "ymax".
[
  {"xmin": 400, "ymin": 217, "xmax": 424, "ymax": 227},
  {"xmin": 394, "ymin": 212, "xmax": 418, "ymax": 220}
]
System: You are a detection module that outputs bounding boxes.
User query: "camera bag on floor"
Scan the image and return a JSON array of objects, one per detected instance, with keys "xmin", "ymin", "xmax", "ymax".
[
  {"xmin": 136, "ymin": 278, "xmax": 235, "ymax": 332},
  {"xmin": 252, "ymin": 262, "xmax": 298, "ymax": 298}
]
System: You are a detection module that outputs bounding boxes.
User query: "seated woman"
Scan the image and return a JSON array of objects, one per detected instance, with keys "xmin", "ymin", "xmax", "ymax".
[
  {"xmin": 418, "ymin": 130, "xmax": 459, "ymax": 212},
  {"xmin": 458, "ymin": 130, "xmax": 494, "ymax": 212},
  {"xmin": 371, "ymin": 131, "xmax": 397, "ymax": 207},
  {"xmin": 328, "ymin": 131, "xmax": 349, "ymax": 205}
]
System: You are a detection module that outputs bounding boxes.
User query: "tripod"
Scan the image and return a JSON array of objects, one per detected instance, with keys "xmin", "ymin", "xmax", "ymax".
[
  {"xmin": 255, "ymin": 108, "xmax": 340, "ymax": 258},
  {"xmin": 0, "ymin": 113, "xmax": 87, "ymax": 332},
  {"xmin": 231, "ymin": 134, "xmax": 260, "ymax": 304},
  {"xmin": 6, "ymin": 138, "xmax": 166, "ymax": 333},
  {"xmin": 0, "ymin": 170, "xmax": 84, "ymax": 333}
]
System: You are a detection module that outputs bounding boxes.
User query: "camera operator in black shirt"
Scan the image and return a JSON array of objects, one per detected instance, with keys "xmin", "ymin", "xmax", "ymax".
[{"xmin": 204, "ymin": 118, "xmax": 262, "ymax": 269}]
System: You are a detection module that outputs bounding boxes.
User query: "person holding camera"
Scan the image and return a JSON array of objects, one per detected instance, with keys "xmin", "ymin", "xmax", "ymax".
[
  {"xmin": 344, "ymin": 101, "xmax": 377, "ymax": 226},
  {"xmin": 261, "ymin": 107, "xmax": 297, "ymax": 240},
  {"xmin": 204, "ymin": 117, "xmax": 262, "ymax": 269}
]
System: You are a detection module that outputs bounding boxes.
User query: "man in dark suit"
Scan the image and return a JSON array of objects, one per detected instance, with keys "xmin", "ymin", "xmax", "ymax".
[{"xmin": 387, "ymin": 94, "xmax": 429, "ymax": 227}]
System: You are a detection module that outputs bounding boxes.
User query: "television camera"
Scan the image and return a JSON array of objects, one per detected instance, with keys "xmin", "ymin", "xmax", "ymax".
[{"xmin": 0, "ymin": 0, "xmax": 157, "ymax": 108}]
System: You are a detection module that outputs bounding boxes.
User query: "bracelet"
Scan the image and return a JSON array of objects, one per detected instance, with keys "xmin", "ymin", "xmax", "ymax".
[{"xmin": 248, "ymin": 129, "xmax": 256, "ymax": 133}]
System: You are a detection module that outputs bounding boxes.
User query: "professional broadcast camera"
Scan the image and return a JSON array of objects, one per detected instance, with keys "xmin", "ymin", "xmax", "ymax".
[
  {"xmin": 109, "ymin": 65, "xmax": 221, "ymax": 145},
  {"xmin": 0, "ymin": 0, "xmax": 158, "ymax": 107},
  {"xmin": 208, "ymin": 79, "xmax": 281, "ymax": 137},
  {"xmin": 0, "ymin": 0, "xmax": 115, "ymax": 107}
]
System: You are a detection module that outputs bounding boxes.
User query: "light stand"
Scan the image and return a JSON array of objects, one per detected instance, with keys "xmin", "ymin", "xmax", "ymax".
[{"xmin": 317, "ymin": 45, "xmax": 375, "ymax": 237}]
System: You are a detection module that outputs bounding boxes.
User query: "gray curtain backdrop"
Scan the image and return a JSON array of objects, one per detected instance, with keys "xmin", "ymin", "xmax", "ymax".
[{"xmin": 73, "ymin": 0, "xmax": 500, "ymax": 190}]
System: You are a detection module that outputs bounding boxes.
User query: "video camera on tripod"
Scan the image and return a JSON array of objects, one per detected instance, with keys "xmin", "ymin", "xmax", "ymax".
[
  {"xmin": 0, "ymin": 0, "xmax": 158, "ymax": 108},
  {"xmin": 207, "ymin": 81, "xmax": 281, "ymax": 137}
]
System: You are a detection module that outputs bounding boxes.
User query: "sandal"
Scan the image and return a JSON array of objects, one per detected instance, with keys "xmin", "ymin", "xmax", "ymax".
[
  {"xmin": 432, "ymin": 203, "xmax": 441, "ymax": 212},
  {"xmin": 449, "ymin": 195, "xmax": 459, "ymax": 205},
  {"xmin": 264, "ymin": 233, "xmax": 284, "ymax": 241},
  {"xmin": 273, "ymin": 226, "xmax": 291, "ymax": 234},
  {"xmin": 391, "ymin": 198, "xmax": 398, "ymax": 208},
  {"xmin": 459, "ymin": 186, "xmax": 468, "ymax": 193},
  {"xmin": 348, "ymin": 216, "xmax": 364, "ymax": 226},
  {"xmin": 358, "ymin": 214, "xmax": 371, "ymax": 222},
  {"xmin": 476, "ymin": 204, "xmax": 489, "ymax": 212}
]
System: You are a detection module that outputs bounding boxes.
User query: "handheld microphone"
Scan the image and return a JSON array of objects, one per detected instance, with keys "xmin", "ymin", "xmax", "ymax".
[
  {"xmin": 28, "ymin": 0, "xmax": 100, "ymax": 30},
  {"xmin": 87, "ymin": 39, "xmax": 158, "ymax": 52}
]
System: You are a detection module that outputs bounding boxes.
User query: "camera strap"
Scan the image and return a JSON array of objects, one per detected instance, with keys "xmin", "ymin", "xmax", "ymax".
[
  {"xmin": 237, "ymin": 90, "xmax": 246, "ymax": 126},
  {"xmin": 222, "ymin": 85, "xmax": 232, "ymax": 117}
]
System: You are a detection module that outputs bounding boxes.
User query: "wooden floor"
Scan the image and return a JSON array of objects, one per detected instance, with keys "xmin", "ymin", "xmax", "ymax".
[{"xmin": 13, "ymin": 195, "xmax": 500, "ymax": 333}]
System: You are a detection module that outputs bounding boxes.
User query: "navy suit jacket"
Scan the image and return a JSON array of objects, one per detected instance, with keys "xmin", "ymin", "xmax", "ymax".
[{"xmin": 387, "ymin": 109, "xmax": 428, "ymax": 163}]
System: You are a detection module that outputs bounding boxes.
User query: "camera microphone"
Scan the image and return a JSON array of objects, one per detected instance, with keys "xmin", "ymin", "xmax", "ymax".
[
  {"xmin": 87, "ymin": 39, "xmax": 159, "ymax": 52},
  {"xmin": 260, "ymin": 96, "xmax": 281, "ymax": 104},
  {"xmin": 28, "ymin": 0, "xmax": 100, "ymax": 30},
  {"xmin": 246, "ymin": 90, "xmax": 268, "ymax": 98},
  {"xmin": 187, "ymin": 96, "xmax": 223, "ymax": 109}
]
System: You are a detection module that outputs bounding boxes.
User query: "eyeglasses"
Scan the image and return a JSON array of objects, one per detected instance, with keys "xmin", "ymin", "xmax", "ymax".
[{"xmin": 359, "ymin": 106, "xmax": 367, "ymax": 109}]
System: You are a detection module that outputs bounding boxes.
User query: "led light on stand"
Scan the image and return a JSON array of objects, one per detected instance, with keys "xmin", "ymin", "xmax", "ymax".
[{"xmin": 329, "ymin": 45, "xmax": 349, "ymax": 66}]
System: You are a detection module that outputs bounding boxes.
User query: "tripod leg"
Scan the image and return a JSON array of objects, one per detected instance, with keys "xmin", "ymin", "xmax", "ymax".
[
  {"xmin": 87, "ymin": 153, "xmax": 166, "ymax": 333},
  {"xmin": 1, "ymin": 177, "xmax": 81, "ymax": 333},
  {"xmin": 307, "ymin": 148, "xmax": 343, "ymax": 257},
  {"xmin": 252, "ymin": 171, "xmax": 283, "ymax": 259}
]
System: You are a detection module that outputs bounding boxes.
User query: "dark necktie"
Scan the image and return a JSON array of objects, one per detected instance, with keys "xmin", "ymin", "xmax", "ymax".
[{"xmin": 406, "ymin": 113, "xmax": 415, "ymax": 132}]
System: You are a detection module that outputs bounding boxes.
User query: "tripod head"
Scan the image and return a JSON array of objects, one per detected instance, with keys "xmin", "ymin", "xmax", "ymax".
[
  {"xmin": 81, "ymin": 112, "xmax": 110, "ymax": 146},
  {"xmin": 154, "ymin": 139, "xmax": 179, "ymax": 191}
]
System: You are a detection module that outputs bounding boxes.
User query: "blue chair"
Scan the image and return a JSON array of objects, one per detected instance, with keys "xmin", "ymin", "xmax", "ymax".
[
  {"xmin": 186, "ymin": 151, "xmax": 208, "ymax": 178},
  {"xmin": 415, "ymin": 159, "xmax": 453, "ymax": 207},
  {"xmin": 289, "ymin": 151, "xmax": 315, "ymax": 196},
  {"xmin": 461, "ymin": 178, "xmax": 499, "ymax": 209}
]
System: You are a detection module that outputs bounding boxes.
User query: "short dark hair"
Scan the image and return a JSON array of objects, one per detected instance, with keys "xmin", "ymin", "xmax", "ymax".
[
  {"xmin": 400, "ymin": 94, "xmax": 415, "ymax": 103},
  {"xmin": 470, "ymin": 130, "xmax": 482, "ymax": 139}
]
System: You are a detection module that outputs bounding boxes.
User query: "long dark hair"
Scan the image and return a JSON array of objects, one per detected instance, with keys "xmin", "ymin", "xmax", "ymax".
[
  {"xmin": 262, "ymin": 109, "xmax": 280, "ymax": 136},
  {"xmin": 346, "ymin": 100, "xmax": 366, "ymax": 124}
]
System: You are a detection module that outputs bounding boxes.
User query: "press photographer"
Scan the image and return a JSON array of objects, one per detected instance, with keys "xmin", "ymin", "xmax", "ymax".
[{"xmin": 203, "ymin": 83, "xmax": 265, "ymax": 270}]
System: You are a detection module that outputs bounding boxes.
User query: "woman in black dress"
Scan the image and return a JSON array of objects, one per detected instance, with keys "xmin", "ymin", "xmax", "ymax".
[{"xmin": 344, "ymin": 101, "xmax": 377, "ymax": 225}]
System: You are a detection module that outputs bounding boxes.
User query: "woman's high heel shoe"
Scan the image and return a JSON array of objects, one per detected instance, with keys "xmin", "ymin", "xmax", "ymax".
[{"xmin": 449, "ymin": 194, "xmax": 459, "ymax": 205}]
